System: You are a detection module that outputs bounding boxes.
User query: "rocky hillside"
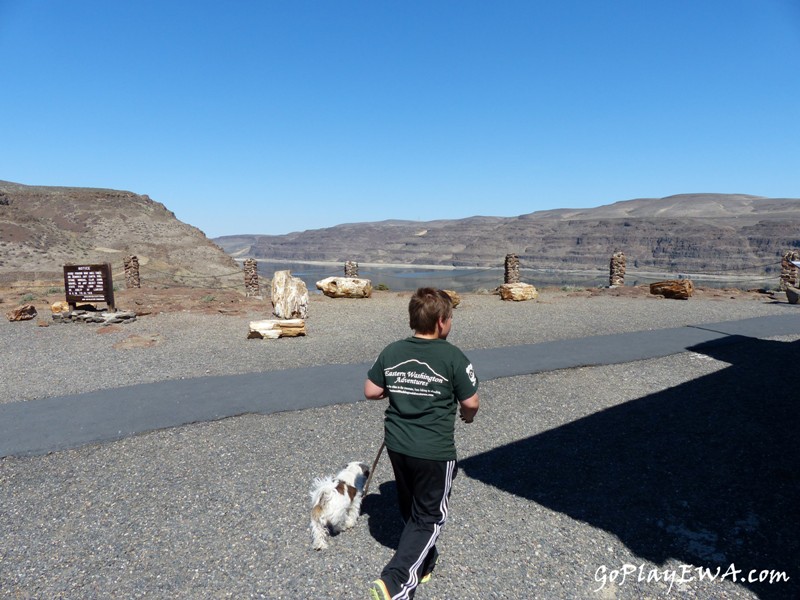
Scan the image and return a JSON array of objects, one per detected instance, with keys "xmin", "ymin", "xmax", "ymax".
[
  {"xmin": 0, "ymin": 181, "xmax": 238, "ymax": 285},
  {"xmin": 215, "ymin": 194, "xmax": 800, "ymax": 276}
]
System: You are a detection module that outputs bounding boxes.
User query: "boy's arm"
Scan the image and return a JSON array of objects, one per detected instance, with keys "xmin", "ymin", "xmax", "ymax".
[
  {"xmin": 364, "ymin": 378, "xmax": 387, "ymax": 400},
  {"xmin": 458, "ymin": 393, "xmax": 480, "ymax": 423}
]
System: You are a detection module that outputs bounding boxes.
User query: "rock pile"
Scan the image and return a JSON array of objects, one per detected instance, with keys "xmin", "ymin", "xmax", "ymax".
[
  {"xmin": 504, "ymin": 254, "xmax": 520, "ymax": 284},
  {"xmin": 780, "ymin": 251, "xmax": 799, "ymax": 290},
  {"xmin": 609, "ymin": 251, "xmax": 626, "ymax": 287},
  {"xmin": 124, "ymin": 255, "xmax": 141, "ymax": 289},
  {"xmin": 244, "ymin": 258, "xmax": 260, "ymax": 297},
  {"xmin": 52, "ymin": 309, "xmax": 137, "ymax": 325},
  {"xmin": 344, "ymin": 261, "xmax": 359, "ymax": 278}
]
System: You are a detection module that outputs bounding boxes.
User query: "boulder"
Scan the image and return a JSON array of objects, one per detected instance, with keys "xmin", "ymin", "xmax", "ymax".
[
  {"xmin": 271, "ymin": 270, "xmax": 309, "ymax": 318},
  {"xmin": 6, "ymin": 304, "xmax": 37, "ymax": 321},
  {"xmin": 51, "ymin": 301, "xmax": 70, "ymax": 313},
  {"xmin": 650, "ymin": 280, "xmax": 694, "ymax": 300},
  {"xmin": 316, "ymin": 277, "xmax": 373, "ymax": 298},
  {"xmin": 248, "ymin": 318, "xmax": 307, "ymax": 339},
  {"xmin": 442, "ymin": 289, "xmax": 461, "ymax": 308},
  {"xmin": 498, "ymin": 283, "xmax": 538, "ymax": 301}
]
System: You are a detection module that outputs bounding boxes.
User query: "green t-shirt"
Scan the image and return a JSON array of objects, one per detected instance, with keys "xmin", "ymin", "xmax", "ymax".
[{"xmin": 367, "ymin": 336, "xmax": 479, "ymax": 461}]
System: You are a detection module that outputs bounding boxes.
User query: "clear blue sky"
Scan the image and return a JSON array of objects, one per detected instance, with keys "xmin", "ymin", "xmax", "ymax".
[{"xmin": 2, "ymin": 1, "xmax": 799, "ymax": 238}]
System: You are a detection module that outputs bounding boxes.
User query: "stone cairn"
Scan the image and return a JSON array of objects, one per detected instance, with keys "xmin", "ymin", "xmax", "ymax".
[
  {"xmin": 123, "ymin": 255, "xmax": 141, "ymax": 289},
  {"xmin": 609, "ymin": 251, "xmax": 626, "ymax": 287},
  {"xmin": 244, "ymin": 258, "xmax": 260, "ymax": 297},
  {"xmin": 504, "ymin": 254, "xmax": 520, "ymax": 284},
  {"xmin": 344, "ymin": 261, "xmax": 359, "ymax": 278},
  {"xmin": 780, "ymin": 250, "xmax": 799, "ymax": 290}
]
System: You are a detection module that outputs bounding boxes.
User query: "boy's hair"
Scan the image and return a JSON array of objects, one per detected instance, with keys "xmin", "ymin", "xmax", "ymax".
[{"xmin": 409, "ymin": 287, "xmax": 453, "ymax": 334}]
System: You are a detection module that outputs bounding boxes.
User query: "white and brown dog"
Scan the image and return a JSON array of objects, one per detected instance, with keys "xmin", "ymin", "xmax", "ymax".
[{"xmin": 309, "ymin": 461, "xmax": 370, "ymax": 550}]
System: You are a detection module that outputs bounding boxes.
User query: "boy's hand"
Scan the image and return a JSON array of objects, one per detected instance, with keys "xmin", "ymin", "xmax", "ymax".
[{"xmin": 459, "ymin": 393, "xmax": 479, "ymax": 423}]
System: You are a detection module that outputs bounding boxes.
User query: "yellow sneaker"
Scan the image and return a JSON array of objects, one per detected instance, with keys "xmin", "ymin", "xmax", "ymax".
[{"xmin": 368, "ymin": 579, "xmax": 390, "ymax": 600}]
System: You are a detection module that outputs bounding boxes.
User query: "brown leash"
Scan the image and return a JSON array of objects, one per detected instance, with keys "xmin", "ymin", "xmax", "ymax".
[{"xmin": 363, "ymin": 440, "xmax": 385, "ymax": 496}]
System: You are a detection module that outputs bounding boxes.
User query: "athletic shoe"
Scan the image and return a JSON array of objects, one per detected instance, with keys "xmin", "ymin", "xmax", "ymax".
[
  {"xmin": 368, "ymin": 579, "xmax": 390, "ymax": 600},
  {"xmin": 420, "ymin": 555, "xmax": 437, "ymax": 583}
]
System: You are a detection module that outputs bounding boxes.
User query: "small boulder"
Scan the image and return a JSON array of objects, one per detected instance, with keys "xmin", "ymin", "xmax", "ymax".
[{"xmin": 6, "ymin": 304, "xmax": 37, "ymax": 321}]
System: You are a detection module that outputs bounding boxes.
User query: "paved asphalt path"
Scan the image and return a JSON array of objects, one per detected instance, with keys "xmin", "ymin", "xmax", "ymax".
[{"xmin": 2, "ymin": 314, "xmax": 798, "ymax": 458}]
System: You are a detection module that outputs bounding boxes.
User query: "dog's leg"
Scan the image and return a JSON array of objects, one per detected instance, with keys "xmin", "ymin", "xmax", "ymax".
[
  {"xmin": 310, "ymin": 517, "xmax": 329, "ymax": 550},
  {"xmin": 344, "ymin": 493, "xmax": 363, "ymax": 529}
]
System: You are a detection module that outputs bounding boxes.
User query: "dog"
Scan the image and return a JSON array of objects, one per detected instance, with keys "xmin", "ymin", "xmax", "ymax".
[{"xmin": 309, "ymin": 461, "xmax": 370, "ymax": 550}]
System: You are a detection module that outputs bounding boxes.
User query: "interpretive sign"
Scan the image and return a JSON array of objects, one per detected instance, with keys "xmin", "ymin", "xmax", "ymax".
[{"xmin": 63, "ymin": 263, "xmax": 115, "ymax": 310}]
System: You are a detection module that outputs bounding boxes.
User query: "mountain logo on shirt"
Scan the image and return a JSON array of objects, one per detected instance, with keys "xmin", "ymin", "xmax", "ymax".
[{"xmin": 384, "ymin": 359, "xmax": 448, "ymax": 397}]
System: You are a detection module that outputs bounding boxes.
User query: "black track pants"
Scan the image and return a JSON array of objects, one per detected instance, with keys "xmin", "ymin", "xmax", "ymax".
[{"xmin": 381, "ymin": 449, "xmax": 456, "ymax": 599}]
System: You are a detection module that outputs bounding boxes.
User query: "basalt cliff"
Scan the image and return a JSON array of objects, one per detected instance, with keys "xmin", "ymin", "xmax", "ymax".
[{"xmin": 215, "ymin": 194, "xmax": 800, "ymax": 277}]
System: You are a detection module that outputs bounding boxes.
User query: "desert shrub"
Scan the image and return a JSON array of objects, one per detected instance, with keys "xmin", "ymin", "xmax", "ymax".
[{"xmin": 375, "ymin": 283, "xmax": 389, "ymax": 291}]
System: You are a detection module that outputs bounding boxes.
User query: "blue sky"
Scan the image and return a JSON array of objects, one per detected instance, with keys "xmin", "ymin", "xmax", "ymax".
[{"xmin": 1, "ymin": 1, "xmax": 799, "ymax": 237}]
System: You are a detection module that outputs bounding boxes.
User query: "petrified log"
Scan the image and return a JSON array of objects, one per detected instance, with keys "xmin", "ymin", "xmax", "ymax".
[
  {"xmin": 498, "ymin": 283, "xmax": 538, "ymax": 301},
  {"xmin": 247, "ymin": 318, "xmax": 307, "ymax": 339},
  {"xmin": 51, "ymin": 301, "xmax": 70, "ymax": 313},
  {"xmin": 271, "ymin": 270, "xmax": 308, "ymax": 318},
  {"xmin": 650, "ymin": 280, "xmax": 693, "ymax": 299},
  {"xmin": 6, "ymin": 304, "xmax": 37, "ymax": 321},
  {"xmin": 442, "ymin": 289, "xmax": 461, "ymax": 308},
  {"xmin": 316, "ymin": 277, "xmax": 372, "ymax": 298}
]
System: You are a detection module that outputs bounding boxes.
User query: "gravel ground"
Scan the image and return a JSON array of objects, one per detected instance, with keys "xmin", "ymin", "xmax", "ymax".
[{"xmin": 1, "ymin": 290, "xmax": 798, "ymax": 599}]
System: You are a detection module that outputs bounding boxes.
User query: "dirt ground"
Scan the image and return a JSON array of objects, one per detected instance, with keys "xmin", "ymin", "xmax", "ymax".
[
  {"xmin": 0, "ymin": 280, "xmax": 776, "ymax": 320},
  {"xmin": 0, "ymin": 284, "xmax": 270, "ymax": 318}
]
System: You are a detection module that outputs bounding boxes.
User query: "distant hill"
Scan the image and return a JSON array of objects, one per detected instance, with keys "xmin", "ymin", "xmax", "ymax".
[
  {"xmin": 0, "ymin": 181, "xmax": 238, "ymax": 285},
  {"xmin": 214, "ymin": 194, "xmax": 800, "ymax": 276}
]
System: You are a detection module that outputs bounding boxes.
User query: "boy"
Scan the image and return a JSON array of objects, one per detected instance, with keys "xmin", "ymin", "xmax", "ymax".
[{"xmin": 365, "ymin": 288, "xmax": 480, "ymax": 600}]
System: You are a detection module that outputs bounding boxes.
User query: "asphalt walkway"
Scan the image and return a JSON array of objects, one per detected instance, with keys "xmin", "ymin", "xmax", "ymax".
[{"xmin": 2, "ymin": 313, "xmax": 798, "ymax": 458}]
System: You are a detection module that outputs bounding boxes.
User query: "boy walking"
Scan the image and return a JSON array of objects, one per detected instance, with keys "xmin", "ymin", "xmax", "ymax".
[{"xmin": 365, "ymin": 288, "xmax": 480, "ymax": 599}]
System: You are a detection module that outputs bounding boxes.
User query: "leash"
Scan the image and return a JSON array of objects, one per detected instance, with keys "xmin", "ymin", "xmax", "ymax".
[{"xmin": 363, "ymin": 440, "xmax": 385, "ymax": 496}]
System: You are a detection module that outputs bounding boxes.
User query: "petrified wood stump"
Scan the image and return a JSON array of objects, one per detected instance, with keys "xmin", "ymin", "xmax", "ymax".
[{"xmin": 271, "ymin": 270, "xmax": 309, "ymax": 318}]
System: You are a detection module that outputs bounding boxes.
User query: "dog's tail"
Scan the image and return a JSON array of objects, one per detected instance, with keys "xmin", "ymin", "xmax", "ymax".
[{"xmin": 309, "ymin": 476, "xmax": 337, "ymax": 506}]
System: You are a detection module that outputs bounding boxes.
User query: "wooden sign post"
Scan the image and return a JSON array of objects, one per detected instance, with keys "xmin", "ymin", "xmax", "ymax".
[{"xmin": 63, "ymin": 263, "xmax": 115, "ymax": 311}]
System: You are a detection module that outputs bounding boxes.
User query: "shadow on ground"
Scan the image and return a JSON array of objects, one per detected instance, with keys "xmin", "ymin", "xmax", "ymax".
[
  {"xmin": 362, "ymin": 481, "xmax": 402, "ymax": 549},
  {"xmin": 460, "ymin": 336, "xmax": 799, "ymax": 600}
]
